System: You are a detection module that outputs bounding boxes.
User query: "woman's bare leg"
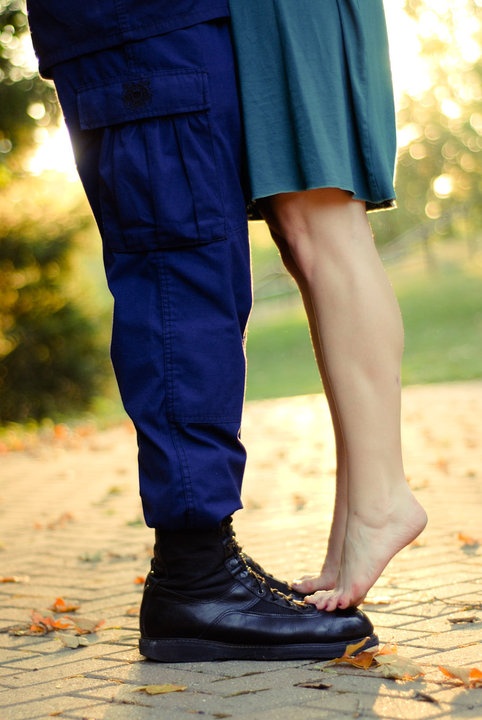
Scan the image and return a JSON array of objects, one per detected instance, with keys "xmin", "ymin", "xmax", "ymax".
[
  {"xmin": 257, "ymin": 188, "xmax": 427, "ymax": 610},
  {"xmin": 266, "ymin": 229, "xmax": 347, "ymax": 591}
]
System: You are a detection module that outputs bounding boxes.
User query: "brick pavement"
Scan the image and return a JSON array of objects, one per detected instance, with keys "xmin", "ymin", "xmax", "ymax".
[{"xmin": 1, "ymin": 382, "xmax": 481, "ymax": 720}]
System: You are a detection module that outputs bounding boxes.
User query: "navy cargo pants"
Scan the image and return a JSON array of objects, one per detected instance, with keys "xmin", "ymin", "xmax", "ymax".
[{"xmin": 51, "ymin": 20, "xmax": 252, "ymax": 530}]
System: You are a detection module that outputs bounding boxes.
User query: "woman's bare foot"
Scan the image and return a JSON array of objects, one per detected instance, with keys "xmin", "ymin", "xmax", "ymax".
[
  {"xmin": 304, "ymin": 487, "xmax": 427, "ymax": 611},
  {"xmin": 292, "ymin": 565, "xmax": 338, "ymax": 594},
  {"xmin": 292, "ymin": 530, "xmax": 344, "ymax": 594}
]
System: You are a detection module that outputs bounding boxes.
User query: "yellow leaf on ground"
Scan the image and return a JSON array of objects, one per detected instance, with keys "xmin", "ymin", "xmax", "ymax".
[
  {"xmin": 49, "ymin": 597, "xmax": 80, "ymax": 613},
  {"xmin": 469, "ymin": 668, "xmax": 482, "ymax": 686},
  {"xmin": 125, "ymin": 606, "xmax": 140, "ymax": 616},
  {"xmin": 332, "ymin": 651, "xmax": 376, "ymax": 670},
  {"xmin": 344, "ymin": 637, "xmax": 372, "ymax": 657},
  {"xmin": 0, "ymin": 576, "xmax": 29, "ymax": 583},
  {"xmin": 363, "ymin": 596, "xmax": 392, "ymax": 606},
  {"xmin": 56, "ymin": 633, "xmax": 90, "ymax": 648},
  {"xmin": 457, "ymin": 532, "xmax": 479, "ymax": 546},
  {"xmin": 377, "ymin": 643, "xmax": 398, "ymax": 656},
  {"xmin": 29, "ymin": 611, "xmax": 72, "ymax": 634},
  {"xmin": 327, "ymin": 642, "xmax": 422, "ymax": 681},
  {"xmin": 439, "ymin": 665, "xmax": 482, "ymax": 688},
  {"xmin": 70, "ymin": 616, "xmax": 105, "ymax": 634},
  {"xmin": 328, "ymin": 637, "xmax": 378, "ymax": 670},
  {"xmin": 135, "ymin": 684, "xmax": 187, "ymax": 695},
  {"xmin": 375, "ymin": 654, "xmax": 424, "ymax": 681}
]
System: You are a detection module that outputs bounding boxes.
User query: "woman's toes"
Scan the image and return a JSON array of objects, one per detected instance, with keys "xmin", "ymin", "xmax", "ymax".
[
  {"xmin": 291, "ymin": 575, "xmax": 317, "ymax": 593},
  {"xmin": 291, "ymin": 570, "xmax": 338, "ymax": 594}
]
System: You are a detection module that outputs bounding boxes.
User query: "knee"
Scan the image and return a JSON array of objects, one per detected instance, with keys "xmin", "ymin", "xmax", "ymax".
[
  {"xmin": 258, "ymin": 189, "xmax": 364, "ymax": 282},
  {"xmin": 258, "ymin": 207, "xmax": 315, "ymax": 281}
]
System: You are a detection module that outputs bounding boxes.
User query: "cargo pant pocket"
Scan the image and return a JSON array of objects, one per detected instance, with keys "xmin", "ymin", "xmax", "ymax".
[{"xmin": 77, "ymin": 69, "xmax": 226, "ymax": 251}]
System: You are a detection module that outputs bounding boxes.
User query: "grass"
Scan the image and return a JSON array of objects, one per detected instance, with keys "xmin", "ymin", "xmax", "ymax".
[
  {"xmin": 390, "ymin": 256, "xmax": 482, "ymax": 386},
  {"xmin": 246, "ymin": 304, "xmax": 320, "ymax": 400},
  {"xmin": 245, "ymin": 223, "xmax": 482, "ymax": 400}
]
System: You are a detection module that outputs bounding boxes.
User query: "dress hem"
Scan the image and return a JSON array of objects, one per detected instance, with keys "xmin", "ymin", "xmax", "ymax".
[{"xmin": 247, "ymin": 185, "xmax": 396, "ymax": 220}]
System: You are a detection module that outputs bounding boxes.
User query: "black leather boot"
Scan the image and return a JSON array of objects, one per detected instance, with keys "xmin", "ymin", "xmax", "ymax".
[
  {"xmin": 220, "ymin": 516, "xmax": 301, "ymax": 597},
  {"xmin": 139, "ymin": 525, "xmax": 378, "ymax": 662}
]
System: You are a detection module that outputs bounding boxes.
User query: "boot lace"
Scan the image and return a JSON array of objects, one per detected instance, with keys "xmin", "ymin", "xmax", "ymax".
[{"xmin": 222, "ymin": 525, "xmax": 308, "ymax": 610}]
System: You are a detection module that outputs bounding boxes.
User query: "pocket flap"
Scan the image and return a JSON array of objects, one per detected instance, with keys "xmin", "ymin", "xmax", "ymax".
[{"xmin": 77, "ymin": 70, "xmax": 209, "ymax": 130}]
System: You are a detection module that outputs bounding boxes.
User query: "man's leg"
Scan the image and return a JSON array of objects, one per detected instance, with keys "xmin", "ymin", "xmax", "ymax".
[{"xmin": 53, "ymin": 21, "xmax": 250, "ymax": 529}]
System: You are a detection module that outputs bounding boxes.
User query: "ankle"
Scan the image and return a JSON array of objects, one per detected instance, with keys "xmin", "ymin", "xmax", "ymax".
[{"xmin": 151, "ymin": 523, "xmax": 235, "ymax": 593}]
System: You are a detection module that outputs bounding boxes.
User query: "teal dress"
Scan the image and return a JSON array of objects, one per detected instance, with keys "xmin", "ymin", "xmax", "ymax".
[{"xmin": 229, "ymin": 0, "xmax": 397, "ymax": 210}]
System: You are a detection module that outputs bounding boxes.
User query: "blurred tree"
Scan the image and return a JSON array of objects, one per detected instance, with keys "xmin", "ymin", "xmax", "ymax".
[
  {"xmin": 0, "ymin": 179, "xmax": 110, "ymax": 423},
  {"xmin": 0, "ymin": 0, "xmax": 58, "ymax": 176},
  {"xmin": 0, "ymin": 2, "xmax": 111, "ymax": 424},
  {"xmin": 381, "ymin": 0, "xmax": 482, "ymax": 249}
]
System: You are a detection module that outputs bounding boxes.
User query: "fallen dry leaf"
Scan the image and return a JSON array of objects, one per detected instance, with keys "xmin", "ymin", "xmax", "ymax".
[
  {"xmin": 362, "ymin": 596, "xmax": 392, "ymax": 606},
  {"xmin": 327, "ymin": 637, "xmax": 378, "ymax": 670},
  {"xmin": 344, "ymin": 637, "xmax": 373, "ymax": 657},
  {"xmin": 413, "ymin": 691, "xmax": 439, "ymax": 704},
  {"xmin": 135, "ymin": 684, "xmax": 187, "ymax": 695},
  {"xmin": 327, "ymin": 643, "xmax": 423, "ymax": 682},
  {"xmin": 49, "ymin": 597, "xmax": 80, "ymax": 613},
  {"xmin": 375, "ymin": 653, "xmax": 424, "ymax": 681},
  {"xmin": 457, "ymin": 532, "xmax": 479, "ymax": 547},
  {"xmin": 439, "ymin": 665, "xmax": 482, "ymax": 688},
  {"xmin": 0, "ymin": 576, "xmax": 29, "ymax": 583},
  {"xmin": 125, "ymin": 606, "xmax": 140, "ymax": 616},
  {"xmin": 434, "ymin": 458, "xmax": 450, "ymax": 473},
  {"xmin": 461, "ymin": 603, "xmax": 482, "ymax": 612},
  {"xmin": 331, "ymin": 650, "xmax": 376, "ymax": 670},
  {"xmin": 471, "ymin": 669, "xmax": 482, "ymax": 684},
  {"xmin": 7, "ymin": 610, "xmax": 104, "ymax": 637},
  {"xmin": 296, "ymin": 681, "xmax": 332, "ymax": 690},
  {"xmin": 79, "ymin": 551, "xmax": 102, "ymax": 563},
  {"xmin": 292, "ymin": 493, "xmax": 307, "ymax": 511},
  {"xmin": 377, "ymin": 643, "xmax": 399, "ymax": 656},
  {"xmin": 29, "ymin": 611, "xmax": 73, "ymax": 635},
  {"xmin": 56, "ymin": 633, "xmax": 90, "ymax": 648},
  {"xmin": 448, "ymin": 615, "xmax": 479, "ymax": 625},
  {"xmin": 410, "ymin": 539, "xmax": 425, "ymax": 548},
  {"xmin": 69, "ymin": 616, "xmax": 105, "ymax": 635},
  {"xmin": 47, "ymin": 512, "xmax": 75, "ymax": 531}
]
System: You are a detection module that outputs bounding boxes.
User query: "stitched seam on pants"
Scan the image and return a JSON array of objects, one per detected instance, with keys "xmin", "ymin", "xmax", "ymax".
[{"xmin": 157, "ymin": 254, "xmax": 195, "ymax": 523}]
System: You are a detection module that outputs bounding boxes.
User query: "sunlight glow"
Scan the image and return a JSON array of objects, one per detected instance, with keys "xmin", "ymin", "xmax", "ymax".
[
  {"xmin": 384, "ymin": 1, "xmax": 430, "ymax": 98},
  {"xmin": 433, "ymin": 174, "xmax": 454, "ymax": 198},
  {"xmin": 28, "ymin": 123, "xmax": 77, "ymax": 179}
]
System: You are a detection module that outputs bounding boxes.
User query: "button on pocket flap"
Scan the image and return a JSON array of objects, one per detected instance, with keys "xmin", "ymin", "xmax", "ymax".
[{"xmin": 77, "ymin": 70, "xmax": 209, "ymax": 130}]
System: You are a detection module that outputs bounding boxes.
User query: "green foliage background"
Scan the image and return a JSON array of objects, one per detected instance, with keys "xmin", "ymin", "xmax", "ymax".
[
  {"xmin": 1, "ymin": 2, "xmax": 111, "ymax": 423},
  {"xmin": 0, "ymin": 179, "xmax": 111, "ymax": 423}
]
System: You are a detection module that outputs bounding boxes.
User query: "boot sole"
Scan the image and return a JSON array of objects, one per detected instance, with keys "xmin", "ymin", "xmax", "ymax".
[{"xmin": 139, "ymin": 633, "xmax": 378, "ymax": 662}]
